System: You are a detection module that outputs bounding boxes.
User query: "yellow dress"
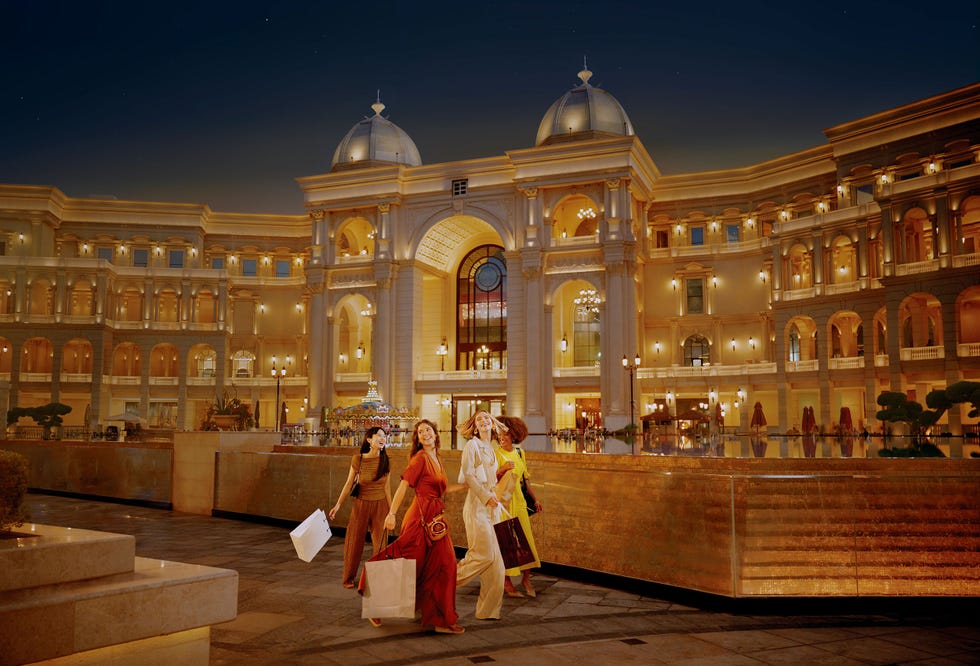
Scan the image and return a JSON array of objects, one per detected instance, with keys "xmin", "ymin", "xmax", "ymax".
[{"xmin": 494, "ymin": 445, "xmax": 540, "ymax": 575}]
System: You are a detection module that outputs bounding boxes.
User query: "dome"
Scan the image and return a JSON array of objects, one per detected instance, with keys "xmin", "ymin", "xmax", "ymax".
[
  {"xmin": 330, "ymin": 98, "xmax": 422, "ymax": 172},
  {"xmin": 535, "ymin": 67, "xmax": 635, "ymax": 146}
]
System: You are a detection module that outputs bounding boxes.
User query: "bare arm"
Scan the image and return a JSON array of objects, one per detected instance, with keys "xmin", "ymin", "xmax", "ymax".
[
  {"xmin": 384, "ymin": 479, "xmax": 410, "ymax": 530},
  {"xmin": 328, "ymin": 465, "xmax": 358, "ymax": 520}
]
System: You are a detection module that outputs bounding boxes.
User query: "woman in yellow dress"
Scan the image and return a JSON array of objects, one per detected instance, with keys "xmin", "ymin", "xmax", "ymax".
[{"xmin": 494, "ymin": 416, "xmax": 542, "ymax": 597}]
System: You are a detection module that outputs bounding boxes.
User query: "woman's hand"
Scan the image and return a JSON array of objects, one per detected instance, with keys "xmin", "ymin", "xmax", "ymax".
[
  {"xmin": 384, "ymin": 513, "xmax": 396, "ymax": 530},
  {"xmin": 486, "ymin": 495, "xmax": 499, "ymax": 508},
  {"xmin": 328, "ymin": 506, "xmax": 339, "ymax": 521}
]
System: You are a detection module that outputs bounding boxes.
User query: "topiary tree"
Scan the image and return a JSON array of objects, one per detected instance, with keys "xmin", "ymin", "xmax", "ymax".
[
  {"xmin": 875, "ymin": 391, "xmax": 944, "ymax": 457},
  {"xmin": 7, "ymin": 403, "xmax": 72, "ymax": 439},
  {"xmin": 924, "ymin": 380, "xmax": 980, "ymax": 422},
  {"xmin": 0, "ymin": 449, "xmax": 30, "ymax": 534}
]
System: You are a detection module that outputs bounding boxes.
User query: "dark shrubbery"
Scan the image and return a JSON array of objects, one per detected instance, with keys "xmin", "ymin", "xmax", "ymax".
[{"xmin": 0, "ymin": 449, "xmax": 30, "ymax": 533}]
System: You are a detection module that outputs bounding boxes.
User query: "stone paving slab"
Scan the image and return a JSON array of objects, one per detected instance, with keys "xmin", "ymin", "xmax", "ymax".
[{"xmin": 22, "ymin": 493, "xmax": 980, "ymax": 665}]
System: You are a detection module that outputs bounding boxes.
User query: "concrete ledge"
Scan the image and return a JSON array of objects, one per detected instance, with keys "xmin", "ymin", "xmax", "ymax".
[{"xmin": 0, "ymin": 524, "xmax": 135, "ymax": 593}]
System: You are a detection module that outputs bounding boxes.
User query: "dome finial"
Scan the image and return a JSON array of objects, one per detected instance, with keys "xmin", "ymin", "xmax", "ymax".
[
  {"xmin": 371, "ymin": 89, "xmax": 385, "ymax": 116},
  {"xmin": 578, "ymin": 57, "xmax": 592, "ymax": 85}
]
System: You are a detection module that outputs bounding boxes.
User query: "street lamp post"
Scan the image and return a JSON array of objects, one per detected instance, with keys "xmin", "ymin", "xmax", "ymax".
[
  {"xmin": 437, "ymin": 338, "xmax": 448, "ymax": 371},
  {"xmin": 271, "ymin": 359, "xmax": 286, "ymax": 431},
  {"xmin": 622, "ymin": 352, "xmax": 641, "ymax": 449}
]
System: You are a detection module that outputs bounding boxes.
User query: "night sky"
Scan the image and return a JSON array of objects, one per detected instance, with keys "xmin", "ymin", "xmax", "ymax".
[{"xmin": 2, "ymin": 1, "xmax": 978, "ymax": 214}]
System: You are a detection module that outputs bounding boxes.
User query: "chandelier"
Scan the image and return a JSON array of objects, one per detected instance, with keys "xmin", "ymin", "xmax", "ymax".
[{"xmin": 573, "ymin": 289, "xmax": 600, "ymax": 314}]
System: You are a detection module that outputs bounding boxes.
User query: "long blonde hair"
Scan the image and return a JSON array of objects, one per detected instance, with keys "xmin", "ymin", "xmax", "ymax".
[{"xmin": 456, "ymin": 410, "xmax": 507, "ymax": 441}]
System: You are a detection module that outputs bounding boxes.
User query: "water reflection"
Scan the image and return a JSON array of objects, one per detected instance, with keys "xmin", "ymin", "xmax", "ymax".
[{"xmin": 544, "ymin": 429, "xmax": 980, "ymax": 459}]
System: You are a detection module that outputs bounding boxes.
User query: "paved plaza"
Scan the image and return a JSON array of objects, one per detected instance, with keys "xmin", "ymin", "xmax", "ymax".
[{"xmin": 24, "ymin": 493, "xmax": 980, "ymax": 665}]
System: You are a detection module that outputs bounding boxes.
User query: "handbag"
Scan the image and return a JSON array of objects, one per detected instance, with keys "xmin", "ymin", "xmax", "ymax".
[
  {"xmin": 350, "ymin": 453, "xmax": 362, "ymax": 498},
  {"xmin": 521, "ymin": 478, "xmax": 536, "ymax": 515},
  {"xmin": 361, "ymin": 556, "xmax": 416, "ymax": 619},
  {"xmin": 289, "ymin": 508, "xmax": 332, "ymax": 562},
  {"xmin": 493, "ymin": 507, "xmax": 535, "ymax": 569},
  {"xmin": 423, "ymin": 512, "xmax": 449, "ymax": 542},
  {"xmin": 517, "ymin": 448, "xmax": 536, "ymax": 515}
]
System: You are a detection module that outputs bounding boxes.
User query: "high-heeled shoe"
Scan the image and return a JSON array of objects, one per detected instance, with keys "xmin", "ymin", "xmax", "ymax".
[
  {"xmin": 434, "ymin": 624, "xmax": 465, "ymax": 634},
  {"xmin": 521, "ymin": 578, "xmax": 536, "ymax": 598},
  {"xmin": 368, "ymin": 618, "xmax": 382, "ymax": 628},
  {"xmin": 505, "ymin": 587, "xmax": 525, "ymax": 598}
]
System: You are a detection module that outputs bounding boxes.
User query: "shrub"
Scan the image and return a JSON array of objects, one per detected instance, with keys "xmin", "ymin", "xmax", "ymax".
[{"xmin": 0, "ymin": 449, "xmax": 30, "ymax": 533}]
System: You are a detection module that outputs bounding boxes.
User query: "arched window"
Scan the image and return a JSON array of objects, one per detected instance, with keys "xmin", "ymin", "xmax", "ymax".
[
  {"xmin": 231, "ymin": 350, "xmax": 255, "ymax": 378},
  {"xmin": 572, "ymin": 288, "xmax": 600, "ymax": 367},
  {"xmin": 457, "ymin": 245, "xmax": 506, "ymax": 370},
  {"xmin": 683, "ymin": 335, "xmax": 710, "ymax": 367},
  {"xmin": 789, "ymin": 326, "xmax": 801, "ymax": 362}
]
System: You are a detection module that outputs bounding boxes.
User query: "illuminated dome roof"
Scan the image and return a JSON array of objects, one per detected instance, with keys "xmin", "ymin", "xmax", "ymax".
[
  {"xmin": 330, "ymin": 97, "xmax": 422, "ymax": 171},
  {"xmin": 536, "ymin": 66, "xmax": 635, "ymax": 146}
]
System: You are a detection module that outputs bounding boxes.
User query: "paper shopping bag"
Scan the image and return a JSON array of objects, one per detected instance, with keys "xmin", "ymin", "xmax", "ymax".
[
  {"xmin": 362, "ymin": 557, "xmax": 416, "ymax": 619},
  {"xmin": 290, "ymin": 508, "xmax": 331, "ymax": 562},
  {"xmin": 493, "ymin": 515, "xmax": 535, "ymax": 570}
]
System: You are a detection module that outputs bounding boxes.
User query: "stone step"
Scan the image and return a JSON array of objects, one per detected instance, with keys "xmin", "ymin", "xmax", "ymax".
[
  {"xmin": 0, "ymin": 554, "xmax": 237, "ymax": 664},
  {"xmin": 0, "ymin": 523, "xmax": 134, "ymax": 592}
]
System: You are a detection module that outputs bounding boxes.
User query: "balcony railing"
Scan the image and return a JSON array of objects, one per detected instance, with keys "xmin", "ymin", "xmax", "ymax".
[
  {"xmin": 953, "ymin": 252, "xmax": 980, "ymax": 269},
  {"xmin": 61, "ymin": 373, "xmax": 93, "ymax": 382},
  {"xmin": 782, "ymin": 287, "xmax": 816, "ymax": 301},
  {"xmin": 640, "ymin": 363, "xmax": 777, "ymax": 379},
  {"xmin": 827, "ymin": 356, "xmax": 864, "ymax": 370},
  {"xmin": 894, "ymin": 258, "xmax": 939, "ymax": 276},
  {"xmin": 416, "ymin": 369, "xmax": 507, "ymax": 381},
  {"xmin": 19, "ymin": 373, "xmax": 52, "ymax": 382},
  {"xmin": 823, "ymin": 280, "xmax": 862, "ymax": 295},
  {"xmin": 900, "ymin": 346, "xmax": 944, "ymax": 361},
  {"xmin": 958, "ymin": 342, "xmax": 980, "ymax": 357},
  {"xmin": 785, "ymin": 360, "xmax": 819, "ymax": 372},
  {"xmin": 554, "ymin": 366, "xmax": 600, "ymax": 378}
]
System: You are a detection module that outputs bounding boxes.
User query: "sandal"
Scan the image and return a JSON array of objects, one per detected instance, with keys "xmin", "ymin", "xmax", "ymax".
[
  {"xmin": 522, "ymin": 578, "xmax": 536, "ymax": 598},
  {"xmin": 434, "ymin": 624, "xmax": 465, "ymax": 634},
  {"xmin": 368, "ymin": 618, "xmax": 382, "ymax": 628}
]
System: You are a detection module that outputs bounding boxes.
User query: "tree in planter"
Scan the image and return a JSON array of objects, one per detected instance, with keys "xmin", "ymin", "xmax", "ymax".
[
  {"xmin": 202, "ymin": 391, "xmax": 254, "ymax": 431},
  {"xmin": 6, "ymin": 403, "xmax": 73, "ymax": 440},
  {"xmin": 874, "ymin": 391, "xmax": 944, "ymax": 457},
  {"xmin": 0, "ymin": 449, "xmax": 30, "ymax": 534}
]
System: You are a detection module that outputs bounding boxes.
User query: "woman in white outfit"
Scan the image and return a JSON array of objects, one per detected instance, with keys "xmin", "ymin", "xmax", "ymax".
[{"xmin": 454, "ymin": 411, "xmax": 506, "ymax": 620}]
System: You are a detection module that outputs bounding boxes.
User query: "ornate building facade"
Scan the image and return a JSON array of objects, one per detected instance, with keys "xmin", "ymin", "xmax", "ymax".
[{"xmin": 1, "ymin": 73, "xmax": 978, "ymax": 444}]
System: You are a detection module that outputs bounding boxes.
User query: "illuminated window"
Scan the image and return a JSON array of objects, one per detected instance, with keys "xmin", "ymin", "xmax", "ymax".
[
  {"xmin": 683, "ymin": 335, "xmax": 710, "ymax": 367},
  {"xmin": 686, "ymin": 278, "xmax": 704, "ymax": 314},
  {"xmin": 456, "ymin": 245, "xmax": 506, "ymax": 370},
  {"xmin": 789, "ymin": 327, "xmax": 801, "ymax": 362}
]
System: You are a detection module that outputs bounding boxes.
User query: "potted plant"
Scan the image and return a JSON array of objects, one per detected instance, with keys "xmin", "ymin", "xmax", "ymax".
[{"xmin": 203, "ymin": 390, "xmax": 254, "ymax": 431}]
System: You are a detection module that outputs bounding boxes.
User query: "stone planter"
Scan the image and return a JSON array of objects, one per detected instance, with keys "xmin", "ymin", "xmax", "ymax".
[{"xmin": 211, "ymin": 414, "xmax": 241, "ymax": 431}]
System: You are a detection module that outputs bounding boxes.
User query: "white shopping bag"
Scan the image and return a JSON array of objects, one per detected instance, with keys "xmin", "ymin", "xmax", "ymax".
[
  {"xmin": 290, "ymin": 508, "xmax": 331, "ymax": 562},
  {"xmin": 361, "ymin": 557, "xmax": 416, "ymax": 619}
]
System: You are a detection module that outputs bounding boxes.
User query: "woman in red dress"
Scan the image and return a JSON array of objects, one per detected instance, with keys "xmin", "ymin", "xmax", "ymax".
[{"xmin": 359, "ymin": 419, "xmax": 465, "ymax": 634}]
